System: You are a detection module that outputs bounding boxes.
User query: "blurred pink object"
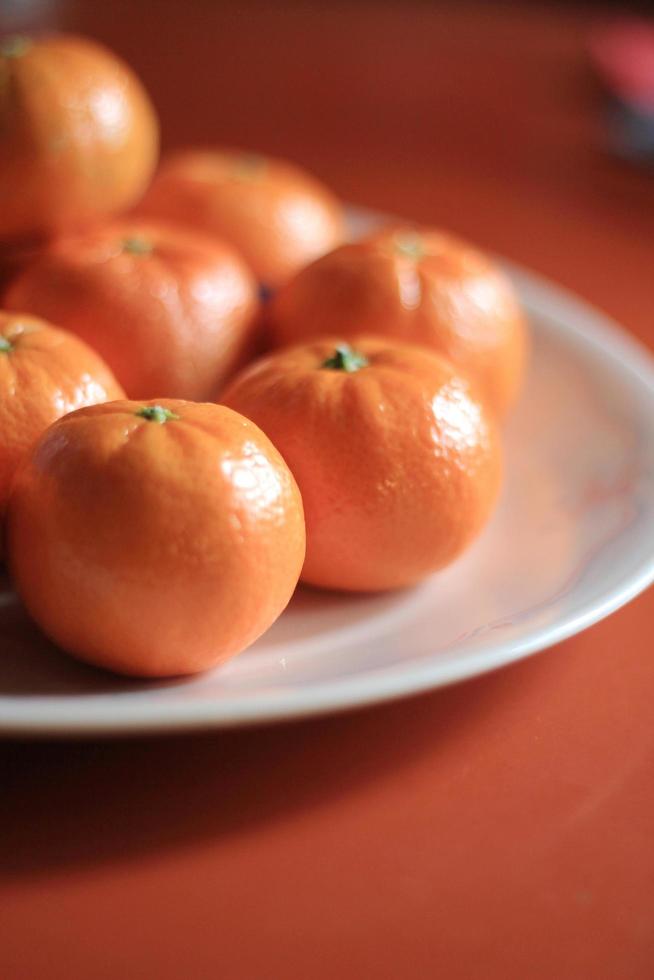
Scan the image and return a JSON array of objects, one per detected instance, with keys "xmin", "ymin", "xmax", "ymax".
[{"xmin": 589, "ymin": 19, "xmax": 654, "ymax": 112}]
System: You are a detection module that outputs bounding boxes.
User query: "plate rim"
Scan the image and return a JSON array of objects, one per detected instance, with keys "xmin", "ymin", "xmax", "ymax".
[{"xmin": 2, "ymin": 256, "xmax": 654, "ymax": 736}]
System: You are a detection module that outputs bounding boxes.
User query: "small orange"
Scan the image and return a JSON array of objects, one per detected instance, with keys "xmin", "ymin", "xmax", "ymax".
[
  {"xmin": 0, "ymin": 310, "xmax": 124, "ymax": 529},
  {"xmin": 5, "ymin": 220, "xmax": 259, "ymax": 401},
  {"xmin": 267, "ymin": 226, "xmax": 528, "ymax": 417},
  {"xmin": 222, "ymin": 337, "xmax": 502, "ymax": 592},
  {"xmin": 7, "ymin": 399, "xmax": 306, "ymax": 677},
  {"xmin": 135, "ymin": 148, "xmax": 345, "ymax": 288},
  {"xmin": 0, "ymin": 33, "xmax": 159, "ymax": 244}
]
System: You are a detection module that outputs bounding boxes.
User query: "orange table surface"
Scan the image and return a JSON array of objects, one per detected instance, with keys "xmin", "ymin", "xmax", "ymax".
[{"xmin": 1, "ymin": 2, "xmax": 653, "ymax": 978}]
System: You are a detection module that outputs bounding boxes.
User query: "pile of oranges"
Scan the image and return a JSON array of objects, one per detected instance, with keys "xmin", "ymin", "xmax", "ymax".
[{"xmin": 0, "ymin": 34, "xmax": 527, "ymax": 678}]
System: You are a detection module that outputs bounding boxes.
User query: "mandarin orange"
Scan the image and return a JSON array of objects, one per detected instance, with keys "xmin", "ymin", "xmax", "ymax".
[
  {"xmin": 5, "ymin": 220, "xmax": 259, "ymax": 400},
  {"xmin": 0, "ymin": 311, "xmax": 124, "ymax": 531},
  {"xmin": 135, "ymin": 148, "xmax": 345, "ymax": 288},
  {"xmin": 7, "ymin": 399, "xmax": 305, "ymax": 676},
  {"xmin": 0, "ymin": 34, "xmax": 159, "ymax": 244},
  {"xmin": 222, "ymin": 337, "xmax": 502, "ymax": 592}
]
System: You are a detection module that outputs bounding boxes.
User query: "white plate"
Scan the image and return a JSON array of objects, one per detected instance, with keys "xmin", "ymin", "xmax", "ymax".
[{"xmin": 1, "ymin": 210, "xmax": 654, "ymax": 736}]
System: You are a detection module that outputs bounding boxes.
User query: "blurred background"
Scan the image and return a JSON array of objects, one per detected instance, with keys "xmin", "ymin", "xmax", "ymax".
[{"xmin": 1, "ymin": 0, "xmax": 652, "ymax": 350}]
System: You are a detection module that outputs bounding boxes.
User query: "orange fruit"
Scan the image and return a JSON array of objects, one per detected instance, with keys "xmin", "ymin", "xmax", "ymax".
[
  {"xmin": 0, "ymin": 310, "xmax": 124, "ymax": 530},
  {"xmin": 5, "ymin": 219, "xmax": 259, "ymax": 401},
  {"xmin": 267, "ymin": 226, "xmax": 528, "ymax": 417},
  {"xmin": 7, "ymin": 399, "xmax": 306, "ymax": 677},
  {"xmin": 135, "ymin": 148, "xmax": 345, "ymax": 288},
  {"xmin": 222, "ymin": 337, "xmax": 502, "ymax": 592},
  {"xmin": 0, "ymin": 34, "xmax": 159, "ymax": 244}
]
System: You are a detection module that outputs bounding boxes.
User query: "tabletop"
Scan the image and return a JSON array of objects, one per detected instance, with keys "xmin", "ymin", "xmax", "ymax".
[{"xmin": 1, "ymin": 2, "xmax": 653, "ymax": 978}]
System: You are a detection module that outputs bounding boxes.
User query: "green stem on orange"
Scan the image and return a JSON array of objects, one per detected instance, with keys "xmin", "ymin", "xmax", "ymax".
[
  {"xmin": 0, "ymin": 337, "xmax": 12, "ymax": 353},
  {"xmin": 0, "ymin": 35, "xmax": 32, "ymax": 58},
  {"xmin": 122, "ymin": 237, "xmax": 153, "ymax": 256},
  {"xmin": 232, "ymin": 154, "xmax": 265, "ymax": 179},
  {"xmin": 136, "ymin": 405, "xmax": 179, "ymax": 424},
  {"xmin": 321, "ymin": 343, "xmax": 369, "ymax": 373},
  {"xmin": 394, "ymin": 232, "xmax": 424, "ymax": 260}
]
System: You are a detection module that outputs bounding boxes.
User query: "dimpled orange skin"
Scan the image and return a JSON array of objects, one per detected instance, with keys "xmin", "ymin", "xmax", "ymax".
[
  {"xmin": 0, "ymin": 311, "xmax": 124, "ymax": 530},
  {"xmin": 268, "ymin": 227, "xmax": 528, "ymax": 418},
  {"xmin": 5, "ymin": 219, "xmax": 260, "ymax": 401},
  {"xmin": 135, "ymin": 148, "xmax": 346, "ymax": 288},
  {"xmin": 7, "ymin": 400, "xmax": 306, "ymax": 677},
  {"xmin": 222, "ymin": 337, "xmax": 502, "ymax": 593},
  {"xmin": 0, "ymin": 34, "xmax": 159, "ymax": 244}
]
